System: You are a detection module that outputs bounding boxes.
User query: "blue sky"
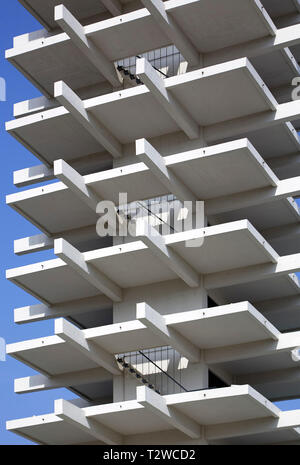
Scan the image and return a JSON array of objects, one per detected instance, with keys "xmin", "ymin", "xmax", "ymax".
[
  {"xmin": 0, "ymin": 0, "xmax": 300, "ymax": 446},
  {"xmin": 0, "ymin": 2, "xmax": 79, "ymax": 445}
]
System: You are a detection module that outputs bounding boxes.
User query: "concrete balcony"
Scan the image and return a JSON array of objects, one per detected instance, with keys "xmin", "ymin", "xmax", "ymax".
[
  {"xmin": 261, "ymin": 0, "xmax": 300, "ymax": 63},
  {"xmin": 18, "ymin": 0, "xmax": 140, "ymax": 31},
  {"xmin": 6, "ymin": 57, "xmax": 286, "ymax": 167},
  {"xmin": 7, "ymin": 301, "xmax": 300, "ymax": 401},
  {"xmin": 5, "ymin": 221, "xmax": 300, "ymax": 316},
  {"xmin": 6, "ymin": 385, "xmax": 300, "ymax": 444},
  {"xmin": 5, "ymin": 300, "xmax": 279, "ymax": 387},
  {"xmin": 10, "ymin": 0, "xmax": 290, "ymax": 99},
  {"xmin": 6, "ymin": 138, "xmax": 300, "ymax": 257}
]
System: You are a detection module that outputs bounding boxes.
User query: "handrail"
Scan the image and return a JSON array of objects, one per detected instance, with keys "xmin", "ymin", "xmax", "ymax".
[{"xmin": 138, "ymin": 350, "xmax": 188, "ymax": 392}]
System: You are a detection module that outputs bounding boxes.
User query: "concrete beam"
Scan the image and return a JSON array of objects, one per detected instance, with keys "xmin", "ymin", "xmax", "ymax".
[
  {"xmin": 205, "ymin": 253, "xmax": 300, "ymax": 290},
  {"xmin": 13, "ymin": 150, "xmax": 112, "ymax": 187},
  {"xmin": 140, "ymin": 0, "xmax": 200, "ymax": 66},
  {"xmin": 135, "ymin": 219, "xmax": 199, "ymax": 287},
  {"xmin": 101, "ymin": 0, "xmax": 122, "ymax": 16},
  {"xmin": 204, "ymin": 332, "xmax": 300, "ymax": 365},
  {"xmin": 269, "ymin": 152, "xmax": 300, "ymax": 177},
  {"xmin": 54, "ymin": 238, "xmax": 122, "ymax": 301},
  {"xmin": 14, "ymin": 367, "xmax": 108, "ymax": 394},
  {"xmin": 55, "ymin": 5, "xmax": 121, "ymax": 87},
  {"xmin": 45, "ymin": 159, "xmax": 123, "ymax": 238},
  {"xmin": 236, "ymin": 366, "xmax": 300, "ymax": 388},
  {"xmin": 54, "ymin": 159, "xmax": 100, "ymax": 210},
  {"xmin": 136, "ymin": 302, "xmax": 201, "ymax": 362},
  {"xmin": 136, "ymin": 386, "xmax": 201, "ymax": 439},
  {"xmin": 136, "ymin": 57, "xmax": 199, "ymax": 139},
  {"xmin": 14, "ymin": 223, "xmax": 99, "ymax": 256},
  {"xmin": 205, "ymin": 100, "xmax": 300, "ymax": 144},
  {"xmin": 14, "ymin": 294, "xmax": 111, "ymax": 324},
  {"xmin": 263, "ymin": 223, "xmax": 300, "ymax": 247},
  {"xmin": 54, "ymin": 80, "xmax": 122, "ymax": 158},
  {"xmin": 55, "ymin": 318, "xmax": 121, "ymax": 375},
  {"xmin": 205, "ymin": 23, "xmax": 300, "ymax": 66},
  {"xmin": 14, "ymin": 233, "xmax": 54, "ymax": 255},
  {"xmin": 55, "ymin": 399, "xmax": 122, "ymax": 444},
  {"xmin": 206, "ymin": 410, "xmax": 300, "ymax": 441},
  {"xmin": 136, "ymin": 138, "xmax": 197, "ymax": 202},
  {"xmin": 206, "ymin": 176, "xmax": 300, "ymax": 215},
  {"xmin": 54, "ymin": 160, "xmax": 126, "ymax": 229},
  {"xmin": 13, "ymin": 164, "xmax": 54, "ymax": 187},
  {"xmin": 257, "ymin": 295, "xmax": 300, "ymax": 314}
]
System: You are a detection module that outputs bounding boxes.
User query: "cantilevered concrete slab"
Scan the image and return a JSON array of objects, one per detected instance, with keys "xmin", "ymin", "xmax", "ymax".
[
  {"xmin": 6, "ymin": 222, "xmax": 300, "ymax": 312},
  {"xmin": 207, "ymin": 260, "xmax": 300, "ymax": 307},
  {"xmin": 6, "ymin": 331, "xmax": 147, "ymax": 390},
  {"xmin": 250, "ymin": 48, "xmax": 299, "ymax": 103},
  {"xmin": 13, "ymin": 122, "xmax": 300, "ymax": 188},
  {"xmin": 9, "ymin": 316, "xmax": 300, "ymax": 402},
  {"xmin": 9, "ymin": 301, "xmax": 280, "ymax": 394},
  {"xmin": 7, "ymin": 316, "xmax": 120, "ymax": 401},
  {"xmin": 7, "ymin": 161, "xmax": 300, "ymax": 255},
  {"xmin": 10, "ymin": 138, "xmax": 300, "ymax": 256},
  {"xmin": 8, "ymin": 138, "xmax": 279, "ymax": 208},
  {"xmin": 18, "ymin": 0, "xmax": 121, "ymax": 31},
  {"xmin": 6, "ymin": 58, "xmax": 279, "ymax": 165},
  {"xmin": 255, "ymin": 295, "xmax": 300, "ymax": 333},
  {"xmin": 216, "ymin": 427, "xmax": 300, "ymax": 446},
  {"xmin": 243, "ymin": 122, "xmax": 300, "ymax": 161},
  {"xmin": 262, "ymin": 0, "xmax": 300, "ymax": 79},
  {"xmin": 19, "ymin": 0, "xmax": 277, "ymax": 37},
  {"xmin": 8, "ymin": 385, "xmax": 300, "ymax": 445},
  {"xmin": 210, "ymin": 198, "xmax": 300, "ymax": 255},
  {"xmin": 6, "ymin": 333, "xmax": 115, "ymax": 378},
  {"xmin": 262, "ymin": 0, "xmax": 300, "ymax": 20},
  {"xmin": 9, "ymin": 0, "xmax": 280, "ymax": 97},
  {"xmin": 225, "ymin": 123, "xmax": 300, "ymax": 182},
  {"xmin": 236, "ymin": 366, "xmax": 300, "ymax": 402},
  {"xmin": 209, "ymin": 331, "xmax": 300, "ymax": 401},
  {"xmin": 6, "ymin": 220, "xmax": 281, "ymax": 305},
  {"xmin": 19, "ymin": 0, "xmax": 277, "ymax": 35}
]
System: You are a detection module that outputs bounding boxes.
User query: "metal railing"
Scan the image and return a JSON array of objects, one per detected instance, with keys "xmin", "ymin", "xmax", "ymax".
[
  {"xmin": 116, "ymin": 45, "xmax": 186, "ymax": 83},
  {"xmin": 115, "ymin": 195, "xmax": 183, "ymax": 244},
  {"xmin": 117, "ymin": 346, "xmax": 188, "ymax": 395},
  {"xmin": 117, "ymin": 347, "xmax": 229, "ymax": 396}
]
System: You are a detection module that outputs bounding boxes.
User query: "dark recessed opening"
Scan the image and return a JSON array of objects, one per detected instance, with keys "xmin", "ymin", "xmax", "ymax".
[{"xmin": 209, "ymin": 370, "xmax": 229, "ymax": 389}]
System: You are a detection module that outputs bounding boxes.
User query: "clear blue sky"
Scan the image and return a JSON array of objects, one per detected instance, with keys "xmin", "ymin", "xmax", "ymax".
[
  {"xmin": 0, "ymin": 2, "xmax": 82, "ymax": 445},
  {"xmin": 0, "ymin": 0, "xmax": 299, "ymax": 446}
]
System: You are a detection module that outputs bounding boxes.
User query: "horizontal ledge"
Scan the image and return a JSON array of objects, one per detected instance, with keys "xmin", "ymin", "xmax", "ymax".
[
  {"xmin": 8, "ymin": 301, "xmax": 285, "ymax": 378},
  {"xmin": 5, "ymin": 57, "xmax": 281, "ymax": 166},
  {"xmin": 10, "ymin": 387, "xmax": 300, "ymax": 445}
]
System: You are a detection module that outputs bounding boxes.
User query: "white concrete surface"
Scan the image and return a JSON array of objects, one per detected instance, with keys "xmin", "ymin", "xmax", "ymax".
[
  {"xmin": 6, "ymin": 220, "xmax": 288, "ymax": 306},
  {"xmin": 7, "ymin": 138, "xmax": 299, "ymax": 257},
  {"xmin": 8, "ymin": 0, "xmax": 280, "ymax": 97},
  {"xmin": 7, "ymin": 385, "xmax": 300, "ymax": 445},
  {"xmin": 5, "ymin": 58, "xmax": 280, "ymax": 166}
]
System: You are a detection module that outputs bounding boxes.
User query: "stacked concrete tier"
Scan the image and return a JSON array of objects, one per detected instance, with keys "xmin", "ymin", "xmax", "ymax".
[{"xmin": 5, "ymin": 0, "xmax": 300, "ymax": 444}]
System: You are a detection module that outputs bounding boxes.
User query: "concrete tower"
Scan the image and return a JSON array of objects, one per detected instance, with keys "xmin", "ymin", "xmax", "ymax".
[{"xmin": 4, "ymin": 0, "xmax": 300, "ymax": 445}]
